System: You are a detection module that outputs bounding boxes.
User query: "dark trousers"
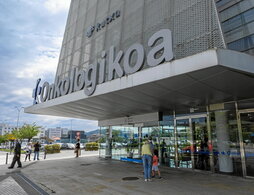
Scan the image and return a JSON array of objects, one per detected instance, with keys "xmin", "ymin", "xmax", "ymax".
[
  {"xmin": 10, "ymin": 154, "xmax": 22, "ymax": 168},
  {"xmin": 25, "ymin": 153, "xmax": 31, "ymax": 161}
]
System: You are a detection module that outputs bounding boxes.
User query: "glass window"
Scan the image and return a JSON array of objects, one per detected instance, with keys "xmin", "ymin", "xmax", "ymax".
[
  {"xmin": 111, "ymin": 126, "xmax": 139, "ymax": 160},
  {"xmin": 210, "ymin": 103, "xmax": 242, "ymax": 176},
  {"xmin": 216, "ymin": 0, "xmax": 232, "ymax": 8},
  {"xmin": 224, "ymin": 21, "xmax": 254, "ymax": 43},
  {"xmin": 222, "ymin": 8, "xmax": 254, "ymax": 33},
  {"xmin": 227, "ymin": 34, "xmax": 254, "ymax": 51},
  {"xmin": 99, "ymin": 126, "xmax": 108, "ymax": 158}
]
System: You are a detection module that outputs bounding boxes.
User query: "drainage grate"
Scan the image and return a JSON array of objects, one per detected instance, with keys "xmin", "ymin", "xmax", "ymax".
[
  {"xmin": 14, "ymin": 173, "xmax": 49, "ymax": 195},
  {"xmin": 80, "ymin": 164, "xmax": 91, "ymax": 166},
  {"xmin": 122, "ymin": 177, "xmax": 139, "ymax": 181}
]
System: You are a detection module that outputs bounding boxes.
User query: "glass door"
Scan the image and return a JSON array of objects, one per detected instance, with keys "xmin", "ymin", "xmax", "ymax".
[
  {"xmin": 192, "ymin": 117, "xmax": 210, "ymax": 171},
  {"xmin": 160, "ymin": 124, "xmax": 176, "ymax": 167},
  {"xmin": 239, "ymin": 111, "xmax": 254, "ymax": 177},
  {"xmin": 176, "ymin": 118, "xmax": 192, "ymax": 168},
  {"xmin": 175, "ymin": 114, "xmax": 208, "ymax": 170}
]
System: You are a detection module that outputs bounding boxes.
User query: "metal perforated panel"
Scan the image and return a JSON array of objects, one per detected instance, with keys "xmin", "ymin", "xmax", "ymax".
[{"xmin": 56, "ymin": 0, "xmax": 225, "ymax": 80}]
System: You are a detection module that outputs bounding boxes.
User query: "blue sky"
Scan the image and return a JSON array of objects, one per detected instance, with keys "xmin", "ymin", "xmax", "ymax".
[{"xmin": 0, "ymin": 0, "xmax": 98, "ymax": 131}]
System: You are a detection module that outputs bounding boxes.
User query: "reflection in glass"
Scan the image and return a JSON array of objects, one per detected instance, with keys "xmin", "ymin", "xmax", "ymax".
[
  {"xmin": 99, "ymin": 126, "xmax": 108, "ymax": 158},
  {"xmin": 160, "ymin": 123, "xmax": 176, "ymax": 168},
  {"xmin": 192, "ymin": 117, "xmax": 210, "ymax": 171},
  {"xmin": 111, "ymin": 126, "xmax": 139, "ymax": 160},
  {"xmin": 211, "ymin": 104, "xmax": 242, "ymax": 176},
  {"xmin": 240, "ymin": 112, "xmax": 254, "ymax": 177},
  {"xmin": 176, "ymin": 119, "xmax": 192, "ymax": 168}
]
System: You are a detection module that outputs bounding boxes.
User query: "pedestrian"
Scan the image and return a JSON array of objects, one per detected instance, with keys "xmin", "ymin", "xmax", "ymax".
[
  {"xmin": 75, "ymin": 139, "xmax": 81, "ymax": 158},
  {"xmin": 33, "ymin": 141, "xmax": 41, "ymax": 160},
  {"xmin": 8, "ymin": 139, "xmax": 22, "ymax": 169},
  {"xmin": 161, "ymin": 139, "xmax": 166, "ymax": 164},
  {"xmin": 141, "ymin": 139, "xmax": 153, "ymax": 182},
  {"xmin": 24, "ymin": 143, "xmax": 32, "ymax": 161},
  {"xmin": 152, "ymin": 149, "xmax": 162, "ymax": 179}
]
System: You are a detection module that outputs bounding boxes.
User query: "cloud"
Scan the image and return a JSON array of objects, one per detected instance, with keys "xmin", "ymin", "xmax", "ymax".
[
  {"xmin": 11, "ymin": 88, "xmax": 33, "ymax": 99},
  {"xmin": 15, "ymin": 44, "xmax": 60, "ymax": 80},
  {"xmin": 22, "ymin": 115, "xmax": 98, "ymax": 131},
  {"xmin": 0, "ymin": 0, "xmax": 98, "ymax": 131},
  {"xmin": 44, "ymin": 0, "xmax": 71, "ymax": 14}
]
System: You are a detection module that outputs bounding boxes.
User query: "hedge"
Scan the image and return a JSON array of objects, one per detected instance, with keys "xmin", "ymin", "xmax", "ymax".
[
  {"xmin": 85, "ymin": 142, "xmax": 98, "ymax": 151},
  {"xmin": 45, "ymin": 144, "xmax": 61, "ymax": 154}
]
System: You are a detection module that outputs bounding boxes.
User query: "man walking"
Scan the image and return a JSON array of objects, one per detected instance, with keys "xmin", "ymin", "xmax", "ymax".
[
  {"xmin": 75, "ymin": 139, "xmax": 81, "ymax": 158},
  {"xmin": 8, "ymin": 140, "xmax": 22, "ymax": 169},
  {"xmin": 34, "ymin": 141, "xmax": 41, "ymax": 160}
]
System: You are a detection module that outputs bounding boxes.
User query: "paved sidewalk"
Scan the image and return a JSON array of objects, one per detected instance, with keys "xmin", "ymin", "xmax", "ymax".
[
  {"xmin": 0, "ymin": 154, "xmax": 254, "ymax": 195},
  {"xmin": 0, "ymin": 150, "xmax": 98, "ymax": 165}
]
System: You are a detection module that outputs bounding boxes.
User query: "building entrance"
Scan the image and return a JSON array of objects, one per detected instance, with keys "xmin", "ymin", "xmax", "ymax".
[
  {"xmin": 238, "ymin": 110, "xmax": 254, "ymax": 178},
  {"xmin": 175, "ymin": 114, "xmax": 210, "ymax": 171}
]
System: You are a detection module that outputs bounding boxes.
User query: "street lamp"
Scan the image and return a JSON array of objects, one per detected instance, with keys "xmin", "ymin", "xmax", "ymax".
[
  {"xmin": 15, "ymin": 106, "xmax": 24, "ymax": 130},
  {"xmin": 70, "ymin": 119, "xmax": 73, "ymax": 143}
]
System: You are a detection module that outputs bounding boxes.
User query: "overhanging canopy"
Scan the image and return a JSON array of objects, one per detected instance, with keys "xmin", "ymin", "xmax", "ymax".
[{"xmin": 25, "ymin": 49, "xmax": 254, "ymax": 121}]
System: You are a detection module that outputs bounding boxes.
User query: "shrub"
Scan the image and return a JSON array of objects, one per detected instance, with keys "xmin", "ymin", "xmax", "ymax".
[
  {"xmin": 45, "ymin": 144, "xmax": 61, "ymax": 154},
  {"xmin": 85, "ymin": 142, "xmax": 98, "ymax": 151}
]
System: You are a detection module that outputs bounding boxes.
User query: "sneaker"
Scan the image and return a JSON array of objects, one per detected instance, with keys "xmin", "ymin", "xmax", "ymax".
[
  {"xmin": 8, "ymin": 167, "xmax": 13, "ymax": 169},
  {"xmin": 17, "ymin": 166, "xmax": 22, "ymax": 168},
  {"xmin": 145, "ymin": 179, "xmax": 148, "ymax": 182},
  {"xmin": 148, "ymin": 179, "xmax": 152, "ymax": 182},
  {"xmin": 158, "ymin": 177, "xmax": 162, "ymax": 179},
  {"xmin": 151, "ymin": 176, "xmax": 155, "ymax": 178}
]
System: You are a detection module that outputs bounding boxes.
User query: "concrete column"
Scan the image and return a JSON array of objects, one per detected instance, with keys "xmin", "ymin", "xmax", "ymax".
[
  {"xmin": 138, "ymin": 127, "xmax": 142, "ymax": 158},
  {"xmin": 105, "ymin": 126, "xmax": 112, "ymax": 158},
  {"xmin": 215, "ymin": 110, "xmax": 233, "ymax": 173}
]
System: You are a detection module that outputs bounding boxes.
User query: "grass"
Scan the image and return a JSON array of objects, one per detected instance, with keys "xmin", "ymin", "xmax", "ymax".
[{"xmin": 0, "ymin": 148, "xmax": 26, "ymax": 154}]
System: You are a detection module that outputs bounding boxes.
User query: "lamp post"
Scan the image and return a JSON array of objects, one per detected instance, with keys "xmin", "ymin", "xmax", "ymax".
[
  {"xmin": 70, "ymin": 119, "xmax": 73, "ymax": 143},
  {"xmin": 15, "ymin": 106, "xmax": 24, "ymax": 130}
]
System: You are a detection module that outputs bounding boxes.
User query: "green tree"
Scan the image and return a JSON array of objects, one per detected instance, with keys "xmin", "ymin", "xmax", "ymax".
[
  {"xmin": 18, "ymin": 124, "xmax": 40, "ymax": 142},
  {"xmin": 12, "ymin": 129, "xmax": 22, "ymax": 140},
  {"xmin": 0, "ymin": 134, "xmax": 7, "ymax": 144}
]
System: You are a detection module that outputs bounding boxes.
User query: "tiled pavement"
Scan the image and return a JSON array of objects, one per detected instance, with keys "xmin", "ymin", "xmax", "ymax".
[
  {"xmin": 0, "ymin": 172, "xmax": 48, "ymax": 195},
  {"xmin": 0, "ymin": 176, "xmax": 28, "ymax": 195},
  {"xmin": 1, "ymin": 151, "xmax": 254, "ymax": 195}
]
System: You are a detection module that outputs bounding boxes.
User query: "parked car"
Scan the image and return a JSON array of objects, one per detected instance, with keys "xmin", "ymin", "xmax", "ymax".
[
  {"xmin": 67, "ymin": 143, "xmax": 75, "ymax": 149},
  {"xmin": 60, "ymin": 143, "xmax": 68, "ymax": 149},
  {"xmin": 61, "ymin": 143, "xmax": 75, "ymax": 149},
  {"xmin": 80, "ymin": 143, "xmax": 84, "ymax": 149}
]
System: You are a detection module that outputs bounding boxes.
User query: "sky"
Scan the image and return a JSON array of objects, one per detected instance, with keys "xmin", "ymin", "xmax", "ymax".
[{"xmin": 0, "ymin": 0, "xmax": 98, "ymax": 131}]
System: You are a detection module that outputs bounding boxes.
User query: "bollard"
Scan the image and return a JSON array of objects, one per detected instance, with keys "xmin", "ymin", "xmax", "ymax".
[{"xmin": 6, "ymin": 153, "xmax": 8, "ymax": 164}]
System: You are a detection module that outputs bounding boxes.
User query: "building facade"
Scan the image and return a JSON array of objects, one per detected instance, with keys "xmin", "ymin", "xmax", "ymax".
[
  {"xmin": 0, "ymin": 123, "xmax": 15, "ymax": 136},
  {"xmin": 47, "ymin": 127, "xmax": 62, "ymax": 139},
  {"xmin": 26, "ymin": 0, "xmax": 254, "ymax": 178}
]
